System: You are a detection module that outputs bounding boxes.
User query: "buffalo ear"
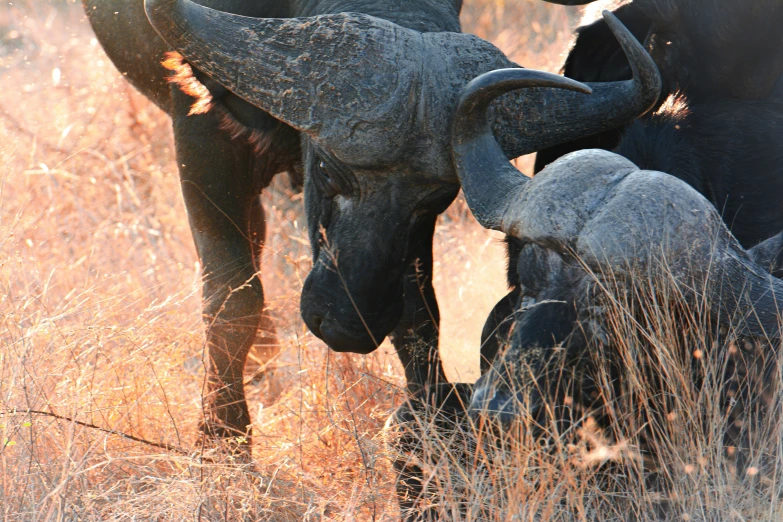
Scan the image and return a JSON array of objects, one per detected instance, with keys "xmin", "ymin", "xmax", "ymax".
[{"xmin": 534, "ymin": 2, "xmax": 655, "ymax": 173}]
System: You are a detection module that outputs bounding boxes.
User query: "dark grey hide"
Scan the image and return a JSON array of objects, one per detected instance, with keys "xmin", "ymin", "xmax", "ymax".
[
  {"xmin": 85, "ymin": 0, "xmax": 660, "ymax": 442},
  {"xmin": 481, "ymin": 0, "xmax": 783, "ymax": 379},
  {"xmin": 84, "ymin": 0, "xmax": 467, "ymax": 443},
  {"xmin": 452, "ymin": 67, "xmax": 783, "ymax": 463},
  {"xmin": 536, "ymin": 0, "xmax": 783, "ymax": 246}
]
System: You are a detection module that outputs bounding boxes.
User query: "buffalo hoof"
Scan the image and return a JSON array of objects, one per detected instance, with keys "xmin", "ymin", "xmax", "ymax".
[
  {"xmin": 198, "ymin": 416, "xmax": 253, "ymax": 463},
  {"xmin": 197, "ymin": 435, "xmax": 253, "ymax": 469}
]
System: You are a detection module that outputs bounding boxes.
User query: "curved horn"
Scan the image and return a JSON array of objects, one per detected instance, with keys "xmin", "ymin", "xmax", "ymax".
[
  {"xmin": 491, "ymin": 11, "xmax": 661, "ymax": 159},
  {"xmin": 452, "ymin": 69, "xmax": 591, "ymax": 230},
  {"xmin": 144, "ymin": 0, "xmax": 424, "ymax": 154}
]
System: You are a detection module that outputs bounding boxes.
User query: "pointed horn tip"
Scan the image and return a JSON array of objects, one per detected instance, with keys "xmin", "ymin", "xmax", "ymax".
[
  {"xmin": 601, "ymin": 10, "xmax": 630, "ymax": 37},
  {"xmin": 461, "ymin": 68, "xmax": 592, "ymax": 110},
  {"xmin": 601, "ymin": 10, "xmax": 650, "ymax": 61},
  {"xmin": 601, "ymin": 8, "xmax": 662, "ymax": 109},
  {"xmin": 601, "ymin": 9, "xmax": 614, "ymax": 19}
]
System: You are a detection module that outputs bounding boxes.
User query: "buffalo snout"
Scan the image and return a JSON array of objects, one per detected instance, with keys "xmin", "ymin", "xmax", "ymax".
[
  {"xmin": 300, "ymin": 262, "xmax": 404, "ymax": 354},
  {"xmin": 469, "ymin": 373, "xmax": 542, "ymax": 430}
]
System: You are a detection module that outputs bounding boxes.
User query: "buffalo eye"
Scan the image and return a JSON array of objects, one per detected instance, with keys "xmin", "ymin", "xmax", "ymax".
[
  {"xmin": 316, "ymin": 160, "xmax": 339, "ymax": 198},
  {"xmin": 318, "ymin": 161, "xmax": 330, "ymax": 181}
]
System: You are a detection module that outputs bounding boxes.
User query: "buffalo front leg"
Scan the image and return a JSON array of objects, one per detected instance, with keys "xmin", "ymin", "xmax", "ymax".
[
  {"xmin": 172, "ymin": 91, "xmax": 265, "ymax": 443},
  {"xmin": 387, "ymin": 383, "xmax": 473, "ymax": 521},
  {"xmin": 389, "ymin": 215, "xmax": 448, "ymax": 397}
]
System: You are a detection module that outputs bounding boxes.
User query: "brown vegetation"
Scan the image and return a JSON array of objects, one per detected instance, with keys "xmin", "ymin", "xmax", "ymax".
[
  {"xmin": 2, "ymin": 1, "xmax": 780, "ymax": 520},
  {"xmin": 388, "ymin": 263, "xmax": 783, "ymax": 520}
]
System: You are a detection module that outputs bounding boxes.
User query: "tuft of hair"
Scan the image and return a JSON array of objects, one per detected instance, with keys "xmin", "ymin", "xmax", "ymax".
[
  {"xmin": 161, "ymin": 51, "xmax": 214, "ymax": 116},
  {"xmin": 161, "ymin": 52, "xmax": 278, "ymax": 158},
  {"xmin": 654, "ymin": 91, "xmax": 690, "ymax": 120},
  {"xmin": 215, "ymin": 108, "xmax": 276, "ymax": 158}
]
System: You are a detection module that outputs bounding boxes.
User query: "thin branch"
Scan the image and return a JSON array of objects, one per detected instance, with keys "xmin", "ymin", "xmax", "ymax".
[{"xmin": 0, "ymin": 409, "xmax": 191, "ymax": 456}]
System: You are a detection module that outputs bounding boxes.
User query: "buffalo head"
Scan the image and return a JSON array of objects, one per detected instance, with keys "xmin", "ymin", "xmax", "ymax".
[
  {"xmin": 144, "ymin": 0, "xmax": 660, "ymax": 354},
  {"xmin": 452, "ymin": 65, "xmax": 783, "ymax": 424}
]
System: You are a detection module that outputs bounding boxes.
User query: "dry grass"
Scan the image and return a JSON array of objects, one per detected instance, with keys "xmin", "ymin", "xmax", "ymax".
[
  {"xmin": 4, "ymin": 1, "xmax": 778, "ymax": 520},
  {"xmin": 388, "ymin": 261, "xmax": 783, "ymax": 521},
  {"xmin": 0, "ymin": 1, "xmax": 535, "ymax": 519}
]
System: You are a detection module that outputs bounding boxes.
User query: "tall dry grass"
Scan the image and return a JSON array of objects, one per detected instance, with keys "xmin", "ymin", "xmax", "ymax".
[
  {"xmin": 0, "ymin": 0, "xmax": 560, "ymax": 519},
  {"xmin": 5, "ymin": 1, "xmax": 778, "ymax": 520},
  {"xmin": 388, "ymin": 260, "xmax": 783, "ymax": 521}
]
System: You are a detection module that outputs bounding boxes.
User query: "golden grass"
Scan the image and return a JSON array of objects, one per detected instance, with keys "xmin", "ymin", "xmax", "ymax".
[
  {"xmin": 4, "ymin": 1, "xmax": 779, "ymax": 520},
  {"xmin": 388, "ymin": 261, "xmax": 783, "ymax": 521},
  {"xmin": 0, "ymin": 1, "xmax": 537, "ymax": 518}
]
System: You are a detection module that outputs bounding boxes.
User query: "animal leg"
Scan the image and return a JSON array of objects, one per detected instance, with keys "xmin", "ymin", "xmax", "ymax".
[
  {"xmin": 389, "ymin": 216, "xmax": 448, "ymax": 396},
  {"xmin": 244, "ymin": 196, "xmax": 281, "ymax": 383},
  {"xmin": 172, "ymin": 89, "xmax": 265, "ymax": 443},
  {"xmin": 387, "ymin": 383, "xmax": 473, "ymax": 522}
]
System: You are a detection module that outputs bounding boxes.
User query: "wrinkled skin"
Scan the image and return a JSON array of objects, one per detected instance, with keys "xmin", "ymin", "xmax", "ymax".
[
  {"xmin": 452, "ymin": 2, "xmax": 783, "ymax": 494},
  {"xmin": 456, "ymin": 145, "xmax": 783, "ymax": 471},
  {"xmin": 451, "ymin": 64, "xmax": 783, "ymax": 482},
  {"xmin": 140, "ymin": 1, "xmax": 657, "ymax": 371}
]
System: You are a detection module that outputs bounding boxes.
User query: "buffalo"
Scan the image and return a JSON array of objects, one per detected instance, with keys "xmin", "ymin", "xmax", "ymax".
[
  {"xmin": 478, "ymin": 0, "xmax": 783, "ymax": 376},
  {"xmin": 450, "ymin": 0, "xmax": 783, "ymax": 501},
  {"xmin": 85, "ymin": 0, "xmax": 660, "ymax": 441},
  {"xmin": 395, "ymin": 1, "xmax": 783, "ymax": 516},
  {"xmin": 536, "ymin": 0, "xmax": 783, "ymax": 247},
  {"xmin": 450, "ymin": 67, "xmax": 783, "ymax": 510}
]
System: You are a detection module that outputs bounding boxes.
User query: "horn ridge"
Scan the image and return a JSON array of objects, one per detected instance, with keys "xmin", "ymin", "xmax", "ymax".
[
  {"xmin": 490, "ymin": 11, "xmax": 661, "ymax": 160},
  {"xmin": 144, "ymin": 0, "xmax": 427, "ymax": 158}
]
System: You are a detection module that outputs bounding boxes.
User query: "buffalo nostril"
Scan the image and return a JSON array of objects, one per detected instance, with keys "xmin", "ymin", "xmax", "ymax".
[{"xmin": 308, "ymin": 316, "xmax": 323, "ymax": 338}]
